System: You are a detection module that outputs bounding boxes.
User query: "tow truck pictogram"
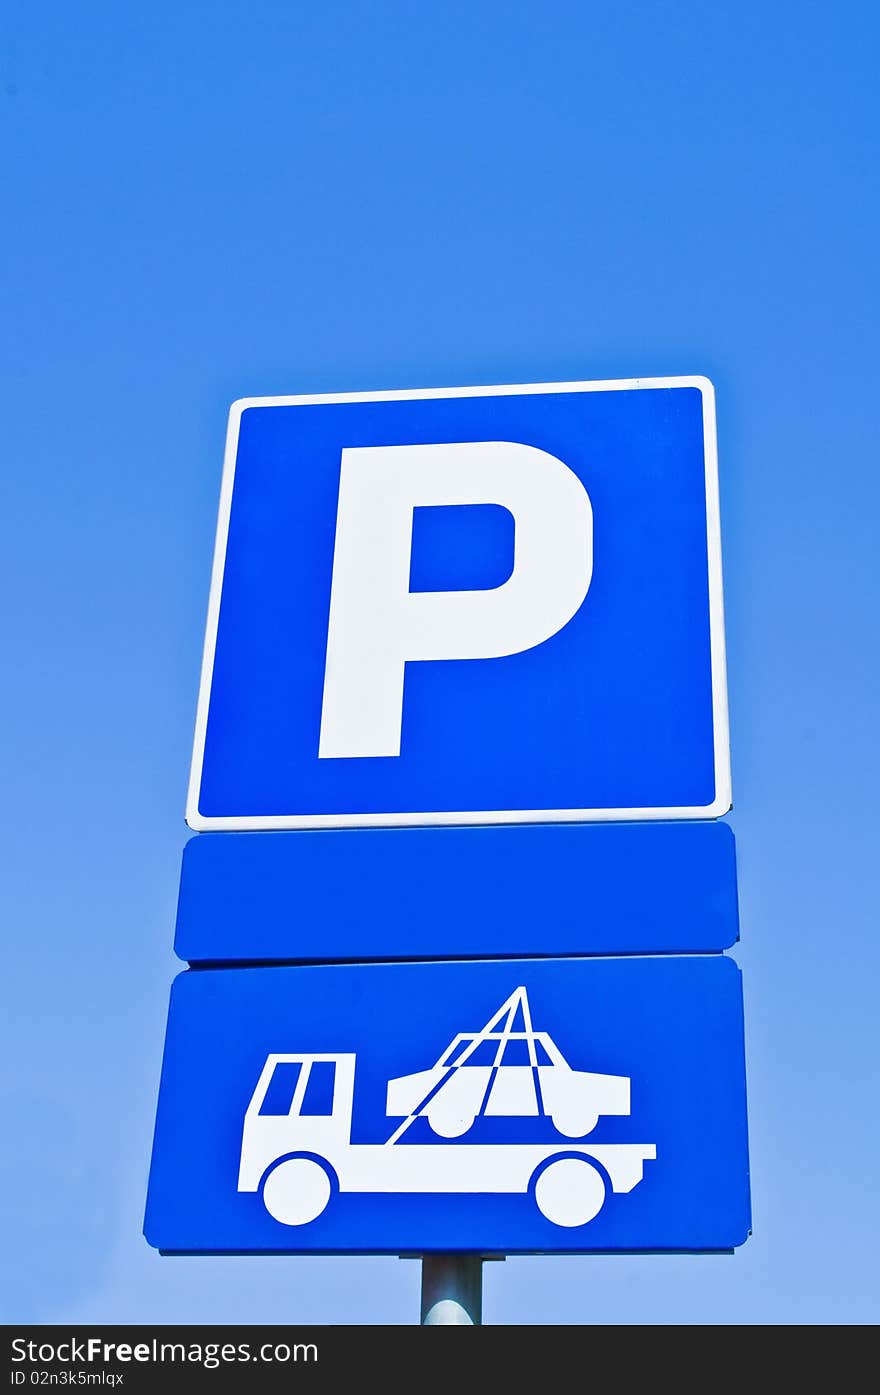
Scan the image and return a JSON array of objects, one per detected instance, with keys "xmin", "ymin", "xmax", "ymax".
[{"xmin": 238, "ymin": 988, "xmax": 656, "ymax": 1229}]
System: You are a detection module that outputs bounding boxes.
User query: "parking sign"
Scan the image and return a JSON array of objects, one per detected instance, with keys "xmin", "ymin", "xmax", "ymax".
[{"xmin": 187, "ymin": 377, "xmax": 730, "ymax": 828}]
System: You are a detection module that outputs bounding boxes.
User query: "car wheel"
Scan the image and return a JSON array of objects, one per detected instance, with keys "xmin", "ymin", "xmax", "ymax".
[
  {"xmin": 550, "ymin": 1110, "xmax": 599, "ymax": 1139},
  {"xmin": 426, "ymin": 1109, "xmax": 476, "ymax": 1138}
]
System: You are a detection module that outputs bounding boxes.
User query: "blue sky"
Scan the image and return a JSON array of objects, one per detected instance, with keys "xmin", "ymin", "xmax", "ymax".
[{"xmin": 2, "ymin": 1, "xmax": 878, "ymax": 1323}]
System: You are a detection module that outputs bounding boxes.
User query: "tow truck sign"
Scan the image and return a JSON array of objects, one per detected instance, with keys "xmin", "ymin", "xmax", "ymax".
[
  {"xmin": 186, "ymin": 377, "xmax": 730, "ymax": 830},
  {"xmin": 145, "ymin": 957, "xmax": 750, "ymax": 1254}
]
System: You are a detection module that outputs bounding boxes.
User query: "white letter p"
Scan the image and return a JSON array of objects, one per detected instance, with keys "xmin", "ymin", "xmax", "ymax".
[{"xmin": 318, "ymin": 441, "xmax": 593, "ymax": 758}]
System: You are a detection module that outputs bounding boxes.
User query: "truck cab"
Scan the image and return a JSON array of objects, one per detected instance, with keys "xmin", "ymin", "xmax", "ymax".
[{"xmin": 238, "ymin": 1053, "xmax": 355, "ymax": 1194}]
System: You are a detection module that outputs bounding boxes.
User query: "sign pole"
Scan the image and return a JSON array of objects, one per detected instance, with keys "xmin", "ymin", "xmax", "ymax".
[{"xmin": 420, "ymin": 1256, "xmax": 483, "ymax": 1325}]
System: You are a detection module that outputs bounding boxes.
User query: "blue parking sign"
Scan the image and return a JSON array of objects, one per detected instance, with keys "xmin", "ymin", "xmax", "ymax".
[
  {"xmin": 187, "ymin": 378, "xmax": 730, "ymax": 829},
  {"xmin": 144, "ymin": 956, "xmax": 750, "ymax": 1254}
]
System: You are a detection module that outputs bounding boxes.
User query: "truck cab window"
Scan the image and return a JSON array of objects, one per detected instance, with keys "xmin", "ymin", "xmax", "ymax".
[
  {"xmin": 259, "ymin": 1061, "xmax": 303, "ymax": 1116},
  {"xmin": 300, "ymin": 1060, "xmax": 336, "ymax": 1116}
]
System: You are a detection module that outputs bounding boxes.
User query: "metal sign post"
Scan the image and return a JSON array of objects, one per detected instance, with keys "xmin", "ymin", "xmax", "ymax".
[{"xmin": 421, "ymin": 1256, "xmax": 483, "ymax": 1326}]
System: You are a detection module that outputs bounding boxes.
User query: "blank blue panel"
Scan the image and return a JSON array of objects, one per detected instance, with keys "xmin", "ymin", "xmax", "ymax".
[
  {"xmin": 174, "ymin": 821, "xmax": 739, "ymax": 963},
  {"xmin": 144, "ymin": 956, "xmax": 750, "ymax": 1254}
]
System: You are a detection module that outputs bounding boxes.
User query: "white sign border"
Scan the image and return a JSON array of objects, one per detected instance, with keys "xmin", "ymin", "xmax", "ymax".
[{"xmin": 186, "ymin": 376, "xmax": 731, "ymax": 830}]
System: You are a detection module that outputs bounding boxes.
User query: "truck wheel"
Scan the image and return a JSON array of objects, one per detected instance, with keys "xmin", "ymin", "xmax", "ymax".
[
  {"xmin": 262, "ymin": 1157, "xmax": 332, "ymax": 1226},
  {"xmin": 533, "ymin": 1156, "xmax": 606, "ymax": 1227}
]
